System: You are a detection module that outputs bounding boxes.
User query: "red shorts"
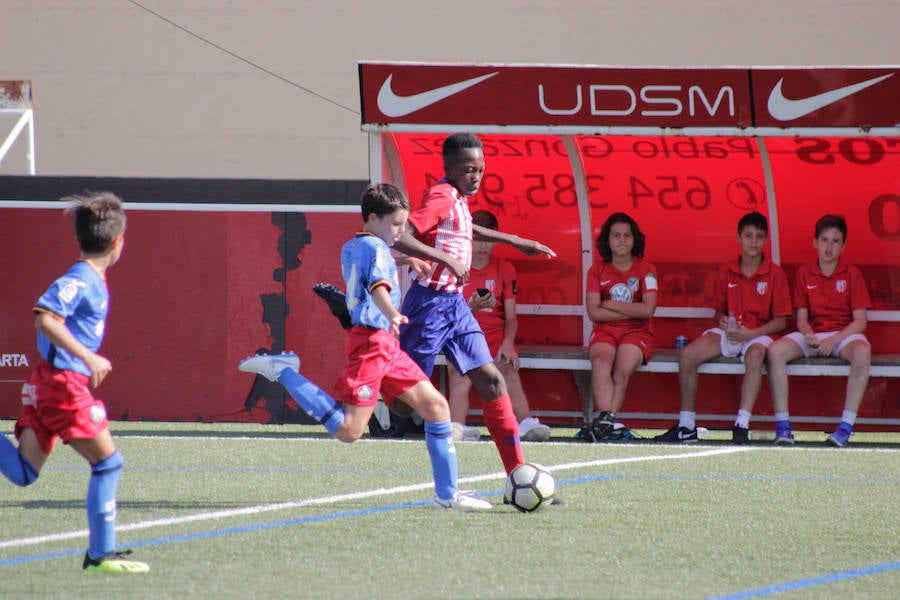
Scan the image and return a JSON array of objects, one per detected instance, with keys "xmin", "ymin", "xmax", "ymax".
[
  {"xmin": 15, "ymin": 361, "xmax": 109, "ymax": 454},
  {"xmin": 589, "ymin": 328, "xmax": 653, "ymax": 363},
  {"xmin": 335, "ymin": 326, "xmax": 427, "ymax": 407},
  {"xmin": 483, "ymin": 330, "xmax": 518, "ymax": 359}
]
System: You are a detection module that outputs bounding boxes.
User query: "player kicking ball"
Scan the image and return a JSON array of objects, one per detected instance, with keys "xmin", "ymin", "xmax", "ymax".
[{"xmin": 239, "ymin": 183, "xmax": 490, "ymax": 510}]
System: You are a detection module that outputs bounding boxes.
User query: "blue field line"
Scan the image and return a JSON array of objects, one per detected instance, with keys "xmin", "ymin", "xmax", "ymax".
[
  {"xmin": 707, "ymin": 560, "xmax": 900, "ymax": 599},
  {"xmin": 2, "ymin": 471, "xmax": 896, "ymax": 582}
]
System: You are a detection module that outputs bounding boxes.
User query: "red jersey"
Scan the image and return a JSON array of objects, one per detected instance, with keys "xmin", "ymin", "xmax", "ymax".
[
  {"xmin": 586, "ymin": 258, "xmax": 658, "ymax": 335},
  {"xmin": 713, "ymin": 255, "xmax": 792, "ymax": 330},
  {"xmin": 407, "ymin": 180, "xmax": 473, "ymax": 293},
  {"xmin": 792, "ymin": 260, "xmax": 871, "ymax": 332},
  {"xmin": 463, "ymin": 257, "xmax": 517, "ymax": 341}
]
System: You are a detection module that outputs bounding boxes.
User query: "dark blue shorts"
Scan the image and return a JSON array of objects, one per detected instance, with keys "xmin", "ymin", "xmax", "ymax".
[{"xmin": 400, "ymin": 283, "xmax": 493, "ymax": 377}]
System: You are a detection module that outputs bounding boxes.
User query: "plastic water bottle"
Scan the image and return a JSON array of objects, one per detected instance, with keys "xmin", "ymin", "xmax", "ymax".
[
  {"xmin": 727, "ymin": 312, "xmax": 738, "ymax": 331},
  {"xmin": 721, "ymin": 311, "xmax": 743, "ymax": 357}
]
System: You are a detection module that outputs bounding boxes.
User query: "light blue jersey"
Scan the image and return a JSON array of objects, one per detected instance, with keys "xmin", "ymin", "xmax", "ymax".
[
  {"xmin": 33, "ymin": 260, "xmax": 108, "ymax": 377},
  {"xmin": 341, "ymin": 233, "xmax": 400, "ymax": 330}
]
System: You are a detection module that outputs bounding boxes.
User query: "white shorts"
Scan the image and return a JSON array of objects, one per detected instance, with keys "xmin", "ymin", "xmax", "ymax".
[
  {"xmin": 704, "ymin": 327, "xmax": 774, "ymax": 362},
  {"xmin": 783, "ymin": 331, "xmax": 870, "ymax": 358}
]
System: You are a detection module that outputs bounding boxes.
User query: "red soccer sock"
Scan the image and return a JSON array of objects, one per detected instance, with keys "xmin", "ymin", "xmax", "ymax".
[{"xmin": 482, "ymin": 394, "xmax": 524, "ymax": 474}]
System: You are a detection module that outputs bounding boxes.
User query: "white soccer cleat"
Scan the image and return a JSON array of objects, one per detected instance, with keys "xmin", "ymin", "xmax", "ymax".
[
  {"xmin": 431, "ymin": 491, "xmax": 492, "ymax": 511},
  {"xmin": 238, "ymin": 352, "xmax": 300, "ymax": 382},
  {"xmin": 450, "ymin": 422, "xmax": 481, "ymax": 442},
  {"xmin": 518, "ymin": 417, "xmax": 551, "ymax": 442}
]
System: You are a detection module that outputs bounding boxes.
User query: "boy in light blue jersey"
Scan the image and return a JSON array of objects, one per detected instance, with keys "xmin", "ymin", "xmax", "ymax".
[
  {"xmin": 240, "ymin": 183, "xmax": 491, "ymax": 510},
  {"xmin": 0, "ymin": 192, "xmax": 149, "ymax": 574}
]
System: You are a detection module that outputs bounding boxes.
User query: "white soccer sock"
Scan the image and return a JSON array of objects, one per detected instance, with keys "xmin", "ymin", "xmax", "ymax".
[
  {"xmin": 678, "ymin": 411, "xmax": 696, "ymax": 430},
  {"xmin": 774, "ymin": 412, "xmax": 790, "ymax": 423},
  {"xmin": 734, "ymin": 409, "xmax": 751, "ymax": 429},
  {"xmin": 841, "ymin": 410, "xmax": 857, "ymax": 426}
]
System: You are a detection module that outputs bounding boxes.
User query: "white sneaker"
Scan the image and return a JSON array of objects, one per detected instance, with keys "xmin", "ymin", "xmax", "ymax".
[
  {"xmin": 238, "ymin": 352, "xmax": 300, "ymax": 382},
  {"xmin": 519, "ymin": 417, "xmax": 551, "ymax": 442},
  {"xmin": 450, "ymin": 422, "xmax": 481, "ymax": 442},
  {"xmin": 431, "ymin": 491, "xmax": 492, "ymax": 510}
]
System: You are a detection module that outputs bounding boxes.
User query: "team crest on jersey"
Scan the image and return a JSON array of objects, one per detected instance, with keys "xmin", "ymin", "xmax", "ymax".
[
  {"xmin": 356, "ymin": 385, "xmax": 373, "ymax": 401},
  {"xmin": 627, "ymin": 277, "xmax": 639, "ymax": 292},
  {"xmin": 90, "ymin": 405, "xmax": 107, "ymax": 423},
  {"xmin": 610, "ymin": 283, "xmax": 633, "ymax": 303},
  {"xmin": 836, "ymin": 280, "xmax": 847, "ymax": 293},
  {"xmin": 58, "ymin": 279, "xmax": 85, "ymax": 304},
  {"xmin": 756, "ymin": 282, "xmax": 768, "ymax": 295}
]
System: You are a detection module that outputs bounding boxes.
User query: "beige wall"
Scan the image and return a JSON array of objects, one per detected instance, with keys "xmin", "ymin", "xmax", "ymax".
[{"xmin": 1, "ymin": 0, "xmax": 897, "ymax": 180}]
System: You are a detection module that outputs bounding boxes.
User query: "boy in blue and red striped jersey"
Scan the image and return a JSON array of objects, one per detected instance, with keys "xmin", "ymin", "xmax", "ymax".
[
  {"xmin": 393, "ymin": 133, "xmax": 556, "ymax": 475},
  {"xmin": 0, "ymin": 192, "xmax": 149, "ymax": 574}
]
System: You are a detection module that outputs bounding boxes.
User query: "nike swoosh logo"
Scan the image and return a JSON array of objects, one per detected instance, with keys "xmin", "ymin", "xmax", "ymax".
[
  {"xmin": 806, "ymin": 285, "xmax": 817, "ymax": 289},
  {"xmin": 767, "ymin": 73, "xmax": 894, "ymax": 121},
  {"xmin": 727, "ymin": 283, "xmax": 739, "ymax": 288},
  {"xmin": 377, "ymin": 72, "xmax": 499, "ymax": 117}
]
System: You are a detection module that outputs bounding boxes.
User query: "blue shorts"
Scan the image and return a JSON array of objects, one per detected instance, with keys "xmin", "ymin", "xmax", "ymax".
[{"xmin": 400, "ymin": 283, "xmax": 493, "ymax": 377}]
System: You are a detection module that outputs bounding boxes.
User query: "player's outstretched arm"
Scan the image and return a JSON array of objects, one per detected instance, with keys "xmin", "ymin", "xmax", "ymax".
[
  {"xmin": 472, "ymin": 224, "xmax": 556, "ymax": 258},
  {"xmin": 393, "ymin": 229, "xmax": 470, "ymax": 282}
]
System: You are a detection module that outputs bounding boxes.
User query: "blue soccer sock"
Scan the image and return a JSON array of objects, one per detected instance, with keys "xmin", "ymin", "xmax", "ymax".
[
  {"xmin": 87, "ymin": 451, "xmax": 123, "ymax": 559},
  {"xmin": 0, "ymin": 434, "xmax": 38, "ymax": 487},
  {"xmin": 277, "ymin": 369, "xmax": 345, "ymax": 435},
  {"xmin": 424, "ymin": 420, "xmax": 458, "ymax": 501}
]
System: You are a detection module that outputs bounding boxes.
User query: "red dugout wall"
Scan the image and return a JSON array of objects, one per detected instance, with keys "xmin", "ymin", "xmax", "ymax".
[
  {"xmin": 361, "ymin": 63, "xmax": 900, "ymax": 430},
  {"xmin": 0, "ymin": 64, "xmax": 897, "ymax": 429}
]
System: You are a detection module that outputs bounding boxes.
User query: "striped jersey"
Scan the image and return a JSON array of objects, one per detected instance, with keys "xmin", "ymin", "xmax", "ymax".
[{"xmin": 407, "ymin": 180, "xmax": 473, "ymax": 293}]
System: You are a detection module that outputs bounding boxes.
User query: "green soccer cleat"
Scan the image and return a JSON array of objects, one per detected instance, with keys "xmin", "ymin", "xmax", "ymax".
[{"xmin": 83, "ymin": 550, "xmax": 150, "ymax": 574}]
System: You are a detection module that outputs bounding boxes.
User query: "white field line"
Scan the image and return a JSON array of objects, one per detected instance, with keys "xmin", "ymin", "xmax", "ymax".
[{"xmin": 0, "ymin": 446, "xmax": 749, "ymax": 550}]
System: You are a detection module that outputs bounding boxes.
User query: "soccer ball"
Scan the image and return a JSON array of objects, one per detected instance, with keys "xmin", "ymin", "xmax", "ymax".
[{"xmin": 504, "ymin": 463, "xmax": 556, "ymax": 512}]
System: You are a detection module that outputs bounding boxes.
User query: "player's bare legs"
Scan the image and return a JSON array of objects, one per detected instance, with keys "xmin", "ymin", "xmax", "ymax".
[
  {"xmin": 678, "ymin": 333, "xmax": 722, "ymax": 412},
  {"xmin": 447, "ymin": 363, "xmax": 473, "ymax": 423},
  {"xmin": 840, "ymin": 339, "xmax": 871, "ymax": 414},
  {"xmin": 467, "ymin": 362, "xmax": 508, "ymax": 401},
  {"xmin": 767, "ymin": 338, "xmax": 804, "ymax": 415},
  {"xmin": 398, "ymin": 380, "xmax": 452, "ymax": 422},
  {"xmin": 737, "ymin": 344, "xmax": 767, "ymax": 415},
  {"xmin": 334, "ymin": 404, "xmax": 377, "ymax": 443},
  {"xmin": 497, "ymin": 361, "xmax": 531, "ymax": 421},
  {"xmin": 610, "ymin": 344, "xmax": 644, "ymax": 415},
  {"xmin": 589, "ymin": 343, "xmax": 616, "ymax": 414},
  {"xmin": 69, "ymin": 429, "xmax": 118, "ymax": 465},
  {"xmin": 13, "ymin": 428, "xmax": 50, "ymax": 473}
]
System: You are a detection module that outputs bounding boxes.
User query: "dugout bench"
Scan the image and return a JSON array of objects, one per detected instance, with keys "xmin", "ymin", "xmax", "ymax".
[{"xmin": 362, "ymin": 62, "xmax": 900, "ymax": 433}]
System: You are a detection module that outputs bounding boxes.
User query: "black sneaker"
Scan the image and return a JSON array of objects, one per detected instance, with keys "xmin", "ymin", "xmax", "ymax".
[
  {"xmin": 312, "ymin": 283, "xmax": 353, "ymax": 329},
  {"xmin": 592, "ymin": 411, "xmax": 615, "ymax": 439},
  {"xmin": 731, "ymin": 426, "xmax": 749, "ymax": 445},
  {"xmin": 653, "ymin": 424, "xmax": 698, "ymax": 443},
  {"xmin": 578, "ymin": 422, "xmax": 599, "ymax": 443}
]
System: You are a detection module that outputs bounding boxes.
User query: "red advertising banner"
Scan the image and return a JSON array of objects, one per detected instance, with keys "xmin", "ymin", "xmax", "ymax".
[
  {"xmin": 359, "ymin": 63, "xmax": 899, "ymax": 130},
  {"xmin": 361, "ymin": 63, "xmax": 752, "ymax": 128},
  {"xmin": 752, "ymin": 68, "xmax": 900, "ymax": 128}
]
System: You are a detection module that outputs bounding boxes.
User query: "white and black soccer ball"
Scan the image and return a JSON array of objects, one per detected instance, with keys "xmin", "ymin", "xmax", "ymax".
[{"xmin": 504, "ymin": 462, "xmax": 556, "ymax": 512}]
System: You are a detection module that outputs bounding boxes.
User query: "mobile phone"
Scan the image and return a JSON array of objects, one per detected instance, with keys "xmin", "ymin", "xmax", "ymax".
[{"xmin": 476, "ymin": 288, "xmax": 491, "ymax": 297}]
